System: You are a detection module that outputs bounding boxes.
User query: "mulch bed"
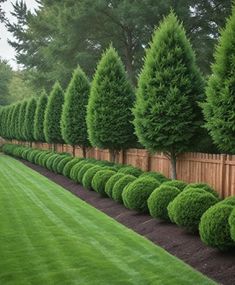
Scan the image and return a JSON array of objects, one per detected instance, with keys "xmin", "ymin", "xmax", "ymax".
[{"xmin": 22, "ymin": 160, "xmax": 235, "ymax": 285}]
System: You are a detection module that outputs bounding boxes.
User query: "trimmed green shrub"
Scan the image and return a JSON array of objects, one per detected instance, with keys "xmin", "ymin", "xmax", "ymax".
[
  {"xmin": 86, "ymin": 46, "xmax": 136, "ymax": 161},
  {"xmin": 22, "ymin": 148, "xmax": 31, "ymax": 160},
  {"xmin": 34, "ymin": 151, "xmax": 46, "ymax": 165},
  {"xmin": 24, "ymin": 97, "xmax": 37, "ymax": 142},
  {"xmin": 62, "ymin": 157, "xmax": 84, "ymax": 177},
  {"xmin": 140, "ymin": 171, "xmax": 168, "ymax": 183},
  {"xmin": 57, "ymin": 156, "xmax": 73, "ymax": 175},
  {"xmin": 118, "ymin": 166, "xmax": 142, "ymax": 177},
  {"xmin": 91, "ymin": 170, "xmax": 116, "ymax": 196},
  {"xmin": 18, "ymin": 100, "xmax": 28, "ymax": 141},
  {"xmin": 229, "ymin": 208, "xmax": 235, "ymax": 242},
  {"xmin": 147, "ymin": 185, "xmax": 181, "ymax": 221},
  {"xmin": 46, "ymin": 154, "xmax": 59, "ymax": 170},
  {"xmin": 112, "ymin": 175, "xmax": 136, "ymax": 203},
  {"xmin": 218, "ymin": 196, "xmax": 235, "ymax": 206},
  {"xmin": 162, "ymin": 180, "xmax": 187, "ymax": 191},
  {"xmin": 70, "ymin": 160, "xmax": 88, "ymax": 181},
  {"xmin": 28, "ymin": 149, "xmax": 41, "ymax": 163},
  {"xmin": 168, "ymin": 189, "xmax": 218, "ymax": 232},
  {"xmin": 34, "ymin": 90, "xmax": 48, "ymax": 142},
  {"xmin": 105, "ymin": 173, "xmax": 125, "ymax": 198},
  {"xmin": 51, "ymin": 155, "xmax": 68, "ymax": 173},
  {"xmin": 184, "ymin": 183, "xmax": 219, "ymax": 197},
  {"xmin": 122, "ymin": 177, "xmax": 160, "ymax": 212},
  {"xmin": 38, "ymin": 151, "xmax": 52, "ymax": 166},
  {"xmin": 77, "ymin": 163, "xmax": 96, "ymax": 184},
  {"xmin": 82, "ymin": 165, "xmax": 104, "ymax": 189},
  {"xmin": 200, "ymin": 204, "xmax": 235, "ymax": 250}
]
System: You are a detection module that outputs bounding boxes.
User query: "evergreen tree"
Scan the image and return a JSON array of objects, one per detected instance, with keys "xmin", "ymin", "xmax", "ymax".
[
  {"xmin": 133, "ymin": 12, "xmax": 204, "ymax": 179},
  {"xmin": 18, "ymin": 100, "xmax": 28, "ymax": 141},
  {"xmin": 6, "ymin": 105, "xmax": 15, "ymax": 139},
  {"xmin": 202, "ymin": 7, "xmax": 235, "ymax": 153},
  {"xmin": 87, "ymin": 46, "xmax": 136, "ymax": 162},
  {"xmin": 11, "ymin": 102, "xmax": 21, "ymax": 139},
  {"xmin": 34, "ymin": 90, "xmax": 48, "ymax": 142},
  {"xmin": 61, "ymin": 66, "xmax": 90, "ymax": 157},
  {"xmin": 24, "ymin": 97, "xmax": 37, "ymax": 143},
  {"xmin": 44, "ymin": 82, "xmax": 64, "ymax": 145}
]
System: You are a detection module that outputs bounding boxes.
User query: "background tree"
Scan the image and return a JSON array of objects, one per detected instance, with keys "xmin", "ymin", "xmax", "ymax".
[
  {"xmin": 0, "ymin": 59, "xmax": 12, "ymax": 105},
  {"xmin": 44, "ymin": 82, "xmax": 64, "ymax": 147},
  {"xmin": 34, "ymin": 90, "xmax": 48, "ymax": 142},
  {"xmin": 61, "ymin": 66, "xmax": 90, "ymax": 157},
  {"xmin": 24, "ymin": 97, "xmax": 37, "ymax": 145},
  {"xmin": 87, "ymin": 46, "xmax": 136, "ymax": 162},
  {"xmin": 133, "ymin": 12, "xmax": 204, "ymax": 179},
  {"xmin": 202, "ymin": 6, "xmax": 235, "ymax": 153}
]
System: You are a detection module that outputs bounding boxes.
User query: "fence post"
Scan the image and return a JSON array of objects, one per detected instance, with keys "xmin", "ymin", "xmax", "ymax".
[{"xmin": 220, "ymin": 154, "xmax": 226, "ymax": 198}]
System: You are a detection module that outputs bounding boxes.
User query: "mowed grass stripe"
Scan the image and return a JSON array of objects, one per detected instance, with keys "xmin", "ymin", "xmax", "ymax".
[{"xmin": 0, "ymin": 154, "xmax": 216, "ymax": 285}]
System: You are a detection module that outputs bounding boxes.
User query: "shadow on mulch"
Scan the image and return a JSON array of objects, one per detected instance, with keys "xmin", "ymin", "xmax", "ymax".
[{"xmin": 22, "ymin": 160, "xmax": 235, "ymax": 285}]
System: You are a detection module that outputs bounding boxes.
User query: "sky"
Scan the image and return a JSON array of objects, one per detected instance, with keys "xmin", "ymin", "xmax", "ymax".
[{"xmin": 0, "ymin": 0, "xmax": 38, "ymax": 69}]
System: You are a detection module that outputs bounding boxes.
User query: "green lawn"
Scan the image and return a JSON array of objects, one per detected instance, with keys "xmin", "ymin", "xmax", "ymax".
[{"xmin": 0, "ymin": 154, "xmax": 216, "ymax": 285}]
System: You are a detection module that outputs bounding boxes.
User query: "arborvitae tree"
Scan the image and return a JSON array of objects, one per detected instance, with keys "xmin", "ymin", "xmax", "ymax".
[
  {"xmin": 133, "ymin": 12, "xmax": 204, "ymax": 179},
  {"xmin": 34, "ymin": 90, "xmax": 48, "ymax": 142},
  {"xmin": 11, "ymin": 102, "xmax": 21, "ymax": 139},
  {"xmin": 87, "ymin": 46, "xmax": 136, "ymax": 162},
  {"xmin": 0, "ymin": 107, "xmax": 7, "ymax": 138},
  {"xmin": 24, "ymin": 97, "xmax": 37, "ymax": 144},
  {"xmin": 44, "ymin": 82, "xmax": 64, "ymax": 146},
  {"xmin": 6, "ymin": 105, "xmax": 15, "ymax": 139},
  {"xmin": 203, "ymin": 7, "xmax": 235, "ymax": 153},
  {"xmin": 61, "ymin": 66, "xmax": 90, "ymax": 157},
  {"xmin": 18, "ymin": 100, "xmax": 28, "ymax": 141}
]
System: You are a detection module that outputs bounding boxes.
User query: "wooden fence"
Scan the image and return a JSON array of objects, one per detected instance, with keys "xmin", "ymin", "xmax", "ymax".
[{"xmin": 10, "ymin": 140, "xmax": 235, "ymax": 198}]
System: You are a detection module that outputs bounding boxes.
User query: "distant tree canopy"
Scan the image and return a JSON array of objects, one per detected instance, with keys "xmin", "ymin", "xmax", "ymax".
[
  {"xmin": 6, "ymin": 0, "xmax": 232, "ymax": 92},
  {"xmin": 0, "ymin": 59, "xmax": 12, "ymax": 105}
]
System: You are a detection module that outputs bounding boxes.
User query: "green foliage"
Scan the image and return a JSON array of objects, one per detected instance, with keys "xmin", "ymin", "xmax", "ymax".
[
  {"xmin": 62, "ymin": 158, "xmax": 83, "ymax": 178},
  {"xmin": 133, "ymin": 12, "xmax": 204, "ymax": 174},
  {"xmin": 105, "ymin": 173, "xmax": 125, "ymax": 198},
  {"xmin": 112, "ymin": 175, "xmax": 136, "ymax": 203},
  {"xmin": 140, "ymin": 171, "xmax": 169, "ymax": 183},
  {"xmin": 168, "ymin": 189, "xmax": 218, "ymax": 232},
  {"xmin": 219, "ymin": 196, "xmax": 235, "ymax": 206},
  {"xmin": 46, "ymin": 154, "xmax": 59, "ymax": 170},
  {"xmin": 199, "ymin": 204, "xmax": 235, "ymax": 250},
  {"xmin": 183, "ymin": 183, "xmax": 219, "ymax": 197},
  {"xmin": 91, "ymin": 169, "xmax": 116, "ymax": 196},
  {"xmin": 82, "ymin": 165, "xmax": 103, "ymax": 189},
  {"xmin": 34, "ymin": 91, "xmax": 48, "ymax": 142},
  {"xmin": 122, "ymin": 177, "xmax": 160, "ymax": 212},
  {"xmin": 61, "ymin": 66, "xmax": 90, "ymax": 148},
  {"xmin": 18, "ymin": 101, "xmax": 28, "ymax": 141},
  {"xmin": 147, "ymin": 185, "xmax": 180, "ymax": 221},
  {"xmin": 202, "ymin": 7, "xmax": 235, "ymax": 153},
  {"xmin": 87, "ymin": 47, "xmax": 136, "ymax": 152},
  {"xmin": 44, "ymin": 82, "xmax": 64, "ymax": 143},
  {"xmin": 229, "ymin": 208, "xmax": 235, "ymax": 242},
  {"xmin": 77, "ymin": 163, "xmax": 95, "ymax": 184},
  {"xmin": 162, "ymin": 180, "xmax": 187, "ymax": 191},
  {"xmin": 24, "ymin": 97, "xmax": 37, "ymax": 142},
  {"xmin": 52, "ymin": 155, "xmax": 68, "ymax": 173},
  {"xmin": 70, "ymin": 160, "xmax": 87, "ymax": 181},
  {"xmin": 56, "ymin": 157, "xmax": 73, "ymax": 175},
  {"xmin": 0, "ymin": 59, "xmax": 12, "ymax": 105},
  {"xmin": 118, "ymin": 166, "xmax": 142, "ymax": 177}
]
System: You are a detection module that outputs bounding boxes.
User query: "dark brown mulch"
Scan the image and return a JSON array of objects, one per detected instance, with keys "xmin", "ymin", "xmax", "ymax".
[{"xmin": 22, "ymin": 160, "xmax": 235, "ymax": 285}]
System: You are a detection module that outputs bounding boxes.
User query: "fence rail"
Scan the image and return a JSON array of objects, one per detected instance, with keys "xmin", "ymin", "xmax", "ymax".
[{"xmin": 9, "ymin": 140, "xmax": 235, "ymax": 198}]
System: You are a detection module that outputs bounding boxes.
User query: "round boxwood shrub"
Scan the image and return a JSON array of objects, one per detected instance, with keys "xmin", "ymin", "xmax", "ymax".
[
  {"xmin": 140, "ymin": 171, "xmax": 168, "ymax": 183},
  {"xmin": 162, "ymin": 180, "xmax": 187, "ymax": 191},
  {"xmin": 184, "ymin": 183, "xmax": 219, "ymax": 197},
  {"xmin": 91, "ymin": 170, "xmax": 116, "ymax": 196},
  {"xmin": 199, "ymin": 204, "xmax": 235, "ymax": 250},
  {"xmin": 22, "ymin": 148, "xmax": 31, "ymax": 160},
  {"xmin": 46, "ymin": 154, "xmax": 59, "ymax": 170},
  {"xmin": 82, "ymin": 165, "xmax": 104, "ymax": 189},
  {"xmin": 122, "ymin": 177, "xmax": 160, "ymax": 212},
  {"xmin": 62, "ymin": 157, "xmax": 83, "ymax": 177},
  {"xmin": 52, "ymin": 155, "xmax": 68, "ymax": 173},
  {"xmin": 70, "ymin": 160, "xmax": 88, "ymax": 181},
  {"xmin": 34, "ymin": 151, "xmax": 45, "ymax": 165},
  {"xmin": 118, "ymin": 166, "xmax": 142, "ymax": 177},
  {"xmin": 37, "ymin": 151, "xmax": 51, "ymax": 166},
  {"xmin": 41, "ymin": 152, "xmax": 55, "ymax": 168},
  {"xmin": 219, "ymin": 196, "xmax": 235, "ymax": 206},
  {"xmin": 168, "ymin": 189, "xmax": 219, "ymax": 232},
  {"xmin": 147, "ymin": 185, "xmax": 181, "ymax": 221},
  {"xmin": 229, "ymin": 208, "xmax": 235, "ymax": 242},
  {"xmin": 105, "ymin": 173, "xmax": 125, "ymax": 198},
  {"xmin": 112, "ymin": 175, "xmax": 136, "ymax": 203},
  {"xmin": 56, "ymin": 156, "xmax": 73, "ymax": 175},
  {"xmin": 77, "ymin": 163, "xmax": 96, "ymax": 184}
]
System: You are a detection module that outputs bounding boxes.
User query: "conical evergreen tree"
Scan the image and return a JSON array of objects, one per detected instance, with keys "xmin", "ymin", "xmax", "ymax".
[
  {"xmin": 133, "ymin": 12, "xmax": 204, "ymax": 179},
  {"xmin": 61, "ymin": 66, "xmax": 90, "ymax": 157},
  {"xmin": 11, "ymin": 102, "xmax": 21, "ymax": 139},
  {"xmin": 6, "ymin": 105, "xmax": 15, "ymax": 140},
  {"xmin": 24, "ymin": 97, "xmax": 37, "ymax": 143},
  {"xmin": 44, "ymin": 82, "xmax": 64, "ymax": 144},
  {"xmin": 203, "ymin": 6, "xmax": 235, "ymax": 153},
  {"xmin": 34, "ymin": 90, "xmax": 48, "ymax": 142},
  {"xmin": 87, "ymin": 46, "xmax": 136, "ymax": 162},
  {"xmin": 18, "ymin": 100, "xmax": 28, "ymax": 141}
]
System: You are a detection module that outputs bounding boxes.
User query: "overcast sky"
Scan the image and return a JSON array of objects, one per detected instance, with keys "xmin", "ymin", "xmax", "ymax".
[{"xmin": 0, "ymin": 0, "xmax": 38, "ymax": 69}]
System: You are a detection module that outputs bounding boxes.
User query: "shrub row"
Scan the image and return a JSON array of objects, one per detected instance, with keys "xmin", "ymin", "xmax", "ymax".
[{"xmin": 3, "ymin": 143, "xmax": 235, "ymax": 251}]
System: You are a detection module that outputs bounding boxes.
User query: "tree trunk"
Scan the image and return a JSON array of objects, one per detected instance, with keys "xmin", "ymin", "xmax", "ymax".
[
  {"xmin": 109, "ymin": 149, "xmax": 116, "ymax": 163},
  {"xmin": 29, "ymin": 141, "xmax": 32, "ymax": 148},
  {"xmin": 72, "ymin": 145, "xmax": 76, "ymax": 157},
  {"xmin": 53, "ymin": 143, "xmax": 56, "ymax": 152},
  {"xmin": 82, "ymin": 146, "xmax": 87, "ymax": 158},
  {"xmin": 170, "ymin": 152, "xmax": 177, "ymax": 180}
]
